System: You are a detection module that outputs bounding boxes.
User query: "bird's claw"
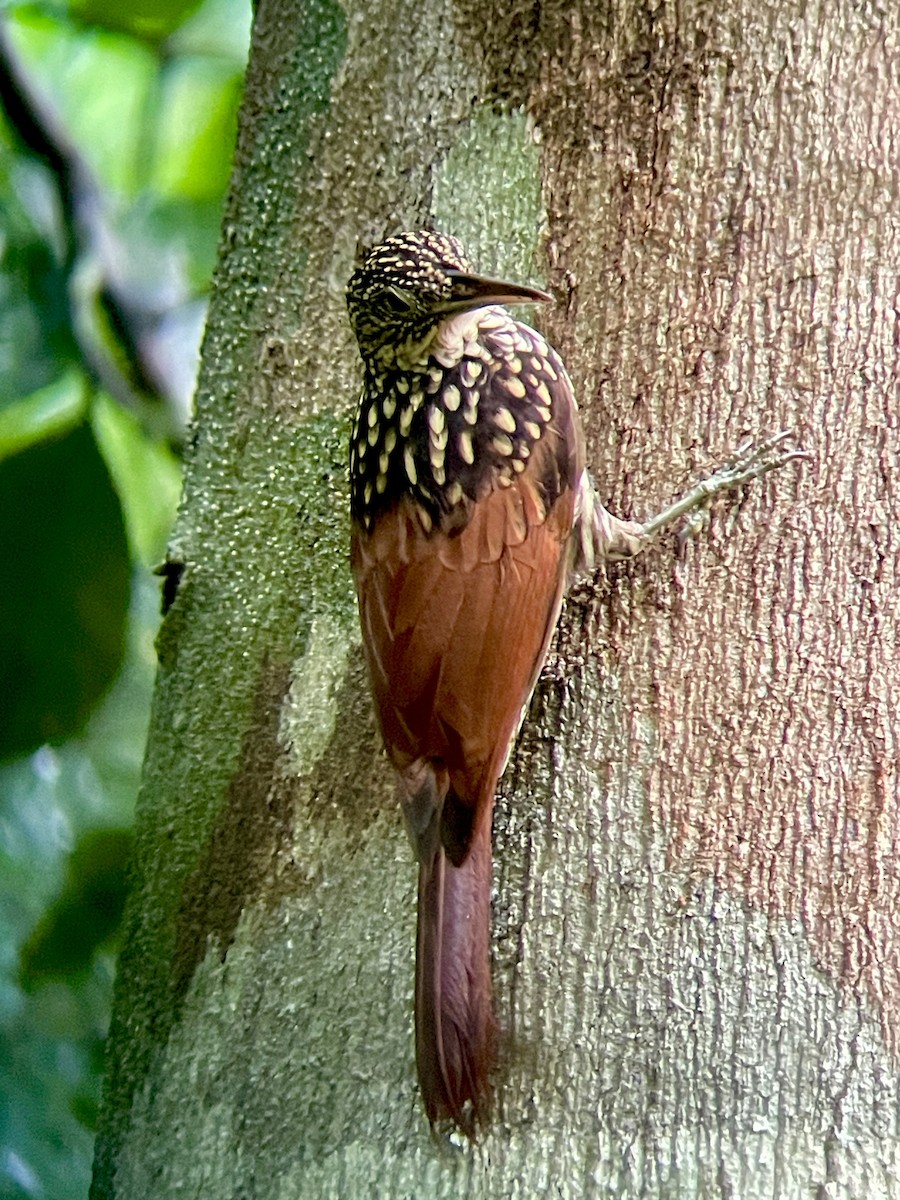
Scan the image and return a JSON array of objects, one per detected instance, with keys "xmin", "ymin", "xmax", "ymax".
[
  {"xmin": 640, "ymin": 429, "xmax": 809, "ymax": 541},
  {"xmin": 707, "ymin": 429, "xmax": 810, "ymax": 493},
  {"xmin": 571, "ymin": 430, "xmax": 809, "ymax": 571}
]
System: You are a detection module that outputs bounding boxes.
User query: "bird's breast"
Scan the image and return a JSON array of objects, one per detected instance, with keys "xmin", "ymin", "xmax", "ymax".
[{"xmin": 350, "ymin": 314, "xmax": 578, "ymax": 539}]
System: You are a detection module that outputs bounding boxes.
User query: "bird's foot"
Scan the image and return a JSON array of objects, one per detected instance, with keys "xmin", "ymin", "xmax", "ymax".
[
  {"xmin": 640, "ymin": 429, "xmax": 809, "ymax": 542},
  {"xmin": 573, "ymin": 430, "xmax": 809, "ymax": 572}
]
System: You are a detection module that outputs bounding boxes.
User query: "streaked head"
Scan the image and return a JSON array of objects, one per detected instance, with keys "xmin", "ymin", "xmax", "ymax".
[{"xmin": 347, "ymin": 231, "xmax": 550, "ymax": 362}]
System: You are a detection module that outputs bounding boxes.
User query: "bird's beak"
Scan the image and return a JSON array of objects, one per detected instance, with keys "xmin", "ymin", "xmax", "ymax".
[{"xmin": 441, "ymin": 270, "xmax": 552, "ymax": 313}]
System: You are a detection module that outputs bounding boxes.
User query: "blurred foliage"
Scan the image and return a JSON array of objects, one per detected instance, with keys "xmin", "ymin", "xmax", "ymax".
[
  {"xmin": 0, "ymin": 0, "xmax": 250, "ymax": 1196},
  {"xmin": 0, "ymin": 420, "xmax": 130, "ymax": 760}
]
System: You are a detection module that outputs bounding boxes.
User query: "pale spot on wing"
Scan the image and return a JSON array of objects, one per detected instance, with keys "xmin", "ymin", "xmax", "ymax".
[{"xmin": 493, "ymin": 407, "xmax": 516, "ymax": 434}]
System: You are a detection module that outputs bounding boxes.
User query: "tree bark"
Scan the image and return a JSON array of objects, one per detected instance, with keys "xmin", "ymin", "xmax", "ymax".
[{"xmin": 92, "ymin": 0, "xmax": 900, "ymax": 1197}]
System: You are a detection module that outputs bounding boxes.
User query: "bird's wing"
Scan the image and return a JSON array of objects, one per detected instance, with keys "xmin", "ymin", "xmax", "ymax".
[{"xmin": 351, "ymin": 355, "xmax": 582, "ymax": 854}]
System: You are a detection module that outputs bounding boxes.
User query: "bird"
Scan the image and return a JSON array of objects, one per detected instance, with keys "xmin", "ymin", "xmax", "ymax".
[{"xmin": 347, "ymin": 230, "xmax": 584, "ymax": 1133}]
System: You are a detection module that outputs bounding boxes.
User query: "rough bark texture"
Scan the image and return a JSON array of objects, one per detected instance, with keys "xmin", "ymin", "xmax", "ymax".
[{"xmin": 92, "ymin": 0, "xmax": 900, "ymax": 1197}]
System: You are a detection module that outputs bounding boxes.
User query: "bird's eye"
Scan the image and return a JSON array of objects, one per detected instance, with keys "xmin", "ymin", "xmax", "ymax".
[{"xmin": 380, "ymin": 286, "xmax": 414, "ymax": 315}]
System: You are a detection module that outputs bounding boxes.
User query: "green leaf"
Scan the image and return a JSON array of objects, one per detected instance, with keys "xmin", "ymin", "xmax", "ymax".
[
  {"xmin": 0, "ymin": 422, "xmax": 131, "ymax": 760},
  {"xmin": 152, "ymin": 55, "xmax": 243, "ymax": 201},
  {"xmin": 0, "ymin": 157, "xmax": 80, "ymax": 398},
  {"xmin": 0, "ymin": 371, "xmax": 87, "ymax": 461},
  {"xmin": 168, "ymin": 0, "xmax": 252, "ymax": 60},
  {"xmin": 91, "ymin": 392, "xmax": 182, "ymax": 566},
  {"xmin": 19, "ymin": 827, "xmax": 132, "ymax": 982},
  {"xmin": 70, "ymin": 0, "xmax": 205, "ymax": 41}
]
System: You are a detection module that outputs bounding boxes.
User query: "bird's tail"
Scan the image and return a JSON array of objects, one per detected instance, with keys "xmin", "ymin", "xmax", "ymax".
[{"xmin": 415, "ymin": 813, "xmax": 495, "ymax": 1133}]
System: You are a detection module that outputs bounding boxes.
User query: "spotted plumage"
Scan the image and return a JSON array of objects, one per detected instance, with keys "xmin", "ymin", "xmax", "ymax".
[
  {"xmin": 349, "ymin": 309, "xmax": 575, "ymax": 533},
  {"xmin": 347, "ymin": 231, "xmax": 584, "ymax": 1134}
]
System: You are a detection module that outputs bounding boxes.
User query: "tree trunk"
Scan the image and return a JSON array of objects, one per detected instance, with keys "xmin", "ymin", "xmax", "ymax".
[{"xmin": 92, "ymin": 0, "xmax": 900, "ymax": 1196}]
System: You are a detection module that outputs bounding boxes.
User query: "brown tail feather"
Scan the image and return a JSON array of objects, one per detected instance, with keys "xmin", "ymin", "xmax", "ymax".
[{"xmin": 415, "ymin": 815, "xmax": 495, "ymax": 1133}]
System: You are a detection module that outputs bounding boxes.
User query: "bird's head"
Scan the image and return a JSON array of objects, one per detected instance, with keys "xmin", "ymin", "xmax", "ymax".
[{"xmin": 347, "ymin": 230, "xmax": 550, "ymax": 366}]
